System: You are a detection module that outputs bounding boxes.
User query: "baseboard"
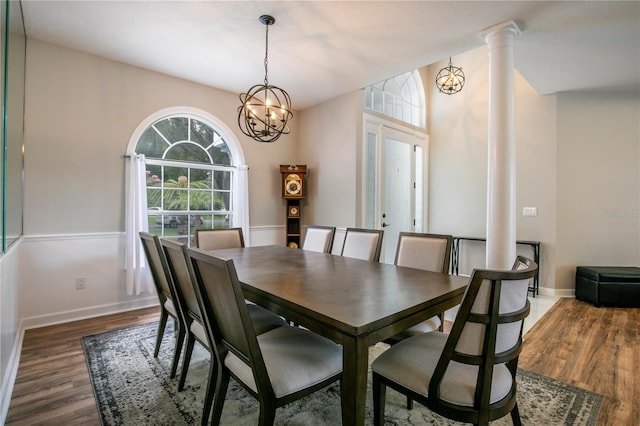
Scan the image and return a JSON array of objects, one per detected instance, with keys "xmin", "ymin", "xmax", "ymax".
[
  {"xmin": 0, "ymin": 318, "xmax": 25, "ymax": 426},
  {"xmin": 21, "ymin": 296, "xmax": 159, "ymax": 330},
  {"xmin": 538, "ymin": 286, "xmax": 575, "ymax": 298}
]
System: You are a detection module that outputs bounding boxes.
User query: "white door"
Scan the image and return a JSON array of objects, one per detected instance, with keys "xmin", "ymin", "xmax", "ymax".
[{"xmin": 363, "ymin": 114, "xmax": 428, "ymax": 263}]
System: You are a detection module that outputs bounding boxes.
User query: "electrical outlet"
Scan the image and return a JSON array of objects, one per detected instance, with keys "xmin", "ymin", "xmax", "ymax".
[{"xmin": 75, "ymin": 277, "xmax": 86, "ymax": 289}]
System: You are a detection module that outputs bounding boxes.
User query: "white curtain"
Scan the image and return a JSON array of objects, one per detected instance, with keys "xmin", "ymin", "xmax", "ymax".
[
  {"xmin": 125, "ymin": 154, "xmax": 154, "ymax": 295},
  {"xmin": 234, "ymin": 164, "xmax": 251, "ymax": 246}
]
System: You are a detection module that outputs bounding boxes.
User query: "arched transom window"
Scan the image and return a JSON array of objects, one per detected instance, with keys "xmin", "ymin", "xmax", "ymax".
[
  {"xmin": 364, "ymin": 70, "xmax": 426, "ymax": 128},
  {"xmin": 133, "ymin": 111, "xmax": 242, "ymax": 246}
]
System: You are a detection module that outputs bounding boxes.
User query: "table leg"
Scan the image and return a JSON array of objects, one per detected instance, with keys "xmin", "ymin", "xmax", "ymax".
[{"xmin": 341, "ymin": 335, "xmax": 369, "ymax": 426}]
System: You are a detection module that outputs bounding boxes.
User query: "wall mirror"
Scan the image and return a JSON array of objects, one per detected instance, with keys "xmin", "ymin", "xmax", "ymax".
[{"xmin": 1, "ymin": 0, "xmax": 26, "ymax": 252}]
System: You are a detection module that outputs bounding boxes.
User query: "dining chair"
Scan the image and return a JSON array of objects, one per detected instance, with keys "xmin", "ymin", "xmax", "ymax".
[
  {"xmin": 301, "ymin": 225, "xmax": 336, "ymax": 253},
  {"xmin": 160, "ymin": 238, "xmax": 287, "ymax": 425},
  {"xmin": 340, "ymin": 227, "xmax": 384, "ymax": 261},
  {"xmin": 138, "ymin": 232, "xmax": 184, "ymax": 379},
  {"xmin": 372, "ymin": 256, "xmax": 537, "ymax": 426},
  {"xmin": 193, "ymin": 226, "xmax": 278, "ymax": 321},
  {"xmin": 387, "ymin": 232, "xmax": 453, "ymax": 340},
  {"xmin": 188, "ymin": 248, "xmax": 344, "ymax": 426},
  {"xmin": 195, "ymin": 227, "xmax": 244, "ymax": 250},
  {"xmin": 160, "ymin": 238, "xmax": 210, "ymax": 392},
  {"xmin": 387, "ymin": 232, "xmax": 454, "ymax": 409}
]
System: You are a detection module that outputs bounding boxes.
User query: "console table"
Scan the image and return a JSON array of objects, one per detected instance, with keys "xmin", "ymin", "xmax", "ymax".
[{"xmin": 451, "ymin": 236, "xmax": 540, "ymax": 296}]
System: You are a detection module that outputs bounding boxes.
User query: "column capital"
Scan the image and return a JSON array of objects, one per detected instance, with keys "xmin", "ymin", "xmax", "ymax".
[{"xmin": 480, "ymin": 20, "xmax": 521, "ymax": 44}]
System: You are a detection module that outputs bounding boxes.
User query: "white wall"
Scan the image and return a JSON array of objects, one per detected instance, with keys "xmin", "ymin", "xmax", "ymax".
[
  {"xmin": 555, "ymin": 91, "xmax": 640, "ymax": 291},
  {"xmin": 298, "ymin": 91, "xmax": 361, "ymax": 228},
  {"xmin": 17, "ymin": 234, "xmax": 158, "ymax": 325}
]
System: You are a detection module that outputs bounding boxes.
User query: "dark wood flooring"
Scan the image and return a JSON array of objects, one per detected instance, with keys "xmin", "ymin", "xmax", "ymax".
[
  {"xmin": 519, "ymin": 297, "xmax": 638, "ymax": 426},
  {"xmin": 5, "ymin": 298, "xmax": 638, "ymax": 425}
]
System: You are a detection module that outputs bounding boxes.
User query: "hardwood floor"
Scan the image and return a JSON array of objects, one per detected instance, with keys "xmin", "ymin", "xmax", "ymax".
[
  {"xmin": 5, "ymin": 298, "xmax": 638, "ymax": 425},
  {"xmin": 518, "ymin": 297, "xmax": 639, "ymax": 426},
  {"xmin": 5, "ymin": 307, "xmax": 159, "ymax": 426}
]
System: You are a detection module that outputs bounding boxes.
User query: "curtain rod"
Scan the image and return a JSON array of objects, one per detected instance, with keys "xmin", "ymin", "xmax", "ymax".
[{"xmin": 122, "ymin": 155, "xmax": 243, "ymax": 169}]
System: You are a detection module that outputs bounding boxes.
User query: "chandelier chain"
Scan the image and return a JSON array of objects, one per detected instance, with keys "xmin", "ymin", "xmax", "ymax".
[{"xmin": 264, "ymin": 22, "xmax": 269, "ymax": 86}]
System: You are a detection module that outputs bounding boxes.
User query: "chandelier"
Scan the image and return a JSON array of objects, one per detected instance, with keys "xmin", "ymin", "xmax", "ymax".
[
  {"xmin": 238, "ymin": 15, "xmax": 293, "ymax": 143},
  {"xmin": 435, "ymin": 57, "xmax": 465, "ymax": 95}
]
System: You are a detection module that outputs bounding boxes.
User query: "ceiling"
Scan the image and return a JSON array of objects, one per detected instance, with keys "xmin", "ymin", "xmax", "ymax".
[{"xmin": 21, "ymin": 1, "xmax": 640, "ymax": 110}]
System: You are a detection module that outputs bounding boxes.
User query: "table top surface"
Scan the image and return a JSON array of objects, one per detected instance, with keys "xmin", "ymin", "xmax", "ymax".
[{"xmin": 207, "ymin": 245, "xmax": 468, "ymax": 337}]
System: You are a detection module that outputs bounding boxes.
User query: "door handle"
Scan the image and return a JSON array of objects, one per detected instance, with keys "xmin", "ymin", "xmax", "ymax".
[{"xmin": 382, "ymin": 222, "xmax": 391, "ymax": 228}]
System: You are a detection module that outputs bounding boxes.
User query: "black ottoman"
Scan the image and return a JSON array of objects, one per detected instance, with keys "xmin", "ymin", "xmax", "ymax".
[{"xmin": 575, "ymin": 266, "xmax": 640, "ymax": 307}]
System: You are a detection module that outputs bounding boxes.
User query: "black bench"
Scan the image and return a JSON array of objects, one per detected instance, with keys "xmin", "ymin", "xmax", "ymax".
[{"xmin": 575, "ymin": 266, "xmax": 640, "ymax": 307}]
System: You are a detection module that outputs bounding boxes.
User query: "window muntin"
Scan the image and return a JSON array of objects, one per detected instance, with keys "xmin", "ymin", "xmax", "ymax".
[
  {"xmin": 136, "ymin": 115, "xmax": 235, "ymax": 246},
  {"xmin": 364, "ymin": 70, "xmax": 426, "ymax": 128}
]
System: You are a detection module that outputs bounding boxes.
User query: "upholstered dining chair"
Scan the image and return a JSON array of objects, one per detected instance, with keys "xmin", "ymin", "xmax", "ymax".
[
  {"xmin": 195, "ymin": 227, "xmax": 244, "ymax": 250},
  {"xmin": 340, "ymin": 227, "xmax": 384, "ymax": 261},
  {"xmin": 160, "ymin": 239, "xmax": 287, "ymax": 425},
  {"xmin": 388, "ymin": 232, "xmax": 454, "ymax": 409},
  {"xmin": 160, "ymin": 238, "xmax": 210, "ymax": 391},
  {"xmin": 139, "ymin": 232, "xmax": 184, "ymax": 379},
  {"xmin": 387, "ymin": 232, "xmax": 453, "ymax": 340},
  {"xmin": 188, "ymin": 248, "xmax": 344, "ymax": 426},
  {"xmin": 372, "ymin": 256, "xmax": 537, "ymax": 426},
  {"xmin": 301, "ymin": 225, "xmax": 336, "ymax": 253}
]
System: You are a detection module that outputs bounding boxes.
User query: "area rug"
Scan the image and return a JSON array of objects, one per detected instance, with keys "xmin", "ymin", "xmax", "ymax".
[{"xmin": 82, "ymin": 321, "xmax": 603, "ymax": 425}]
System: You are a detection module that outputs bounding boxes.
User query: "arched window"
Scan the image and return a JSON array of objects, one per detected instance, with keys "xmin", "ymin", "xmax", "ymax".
[
  {"xmin": 364, "ymin": 70, "xmax": 426, "ymax": 128},
  {"xmin": 128, "ymin": 107, "xmax": 247, "ymax": 247}
]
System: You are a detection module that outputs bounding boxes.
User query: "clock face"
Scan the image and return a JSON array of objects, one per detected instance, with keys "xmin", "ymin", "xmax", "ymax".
[
  {"xmin": 286, "ymin": 180, "xmax": 301, "ymax": 195},
  {"xmin": 284, "ymin": 173, "xmax": 302, "ymax": 196}
]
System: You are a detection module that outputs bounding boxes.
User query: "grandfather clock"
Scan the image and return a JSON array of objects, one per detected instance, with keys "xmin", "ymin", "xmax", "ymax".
[{"xmin": 280, "ymin": 165, "xmax": 307, "ymax": 248}]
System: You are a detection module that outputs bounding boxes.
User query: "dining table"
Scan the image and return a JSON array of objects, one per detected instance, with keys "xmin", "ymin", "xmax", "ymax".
[{"xmin": 207, "ymin": 245, "xmax": 468, "ymax": 426}]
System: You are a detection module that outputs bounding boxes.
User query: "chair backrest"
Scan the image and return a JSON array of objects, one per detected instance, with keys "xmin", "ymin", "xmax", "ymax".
[
  {"xmin": 394, "ymin": 232, "xmax": 452, "ymax": 273},
  {"xmin": 195, "ymin": 228, "xmax": 245, "ymax": 250},
  {"xmin": 340, "ymin": 227, "xmax": 384, "ymax": 261},
  {"xmin": 188, "ymin": 248, "xmax": 272, "ymax": 394},
  {"xmin": 428, "ymin": 256, "xmax": 538, "ymax": 424},
  {"xmin": 160, "ymin": 238, "xmax": 202, "ymax": 324},
  {"xmin": 302, "ymin": 225, "xmax": 336, "ymax": 253},
  {"xmin": 139, "ymin": 232, "xmax": 174, "ymax": 303}
]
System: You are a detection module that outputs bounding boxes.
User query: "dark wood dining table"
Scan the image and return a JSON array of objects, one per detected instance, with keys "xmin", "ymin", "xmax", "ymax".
[{"xmin": 207, "ymin": 245, "xmax": 468, "ymax": 426}]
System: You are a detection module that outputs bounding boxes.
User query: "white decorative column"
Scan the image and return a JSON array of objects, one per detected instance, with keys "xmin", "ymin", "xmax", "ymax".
[{"xmin": 482, "ymin": 20, "xmax": 521, "ymax": 269}]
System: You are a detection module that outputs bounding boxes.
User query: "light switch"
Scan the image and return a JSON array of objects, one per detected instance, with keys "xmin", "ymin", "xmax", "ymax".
[{"xmin": 523, "ymin": 207, "xmax": 538, "ymax": 217}]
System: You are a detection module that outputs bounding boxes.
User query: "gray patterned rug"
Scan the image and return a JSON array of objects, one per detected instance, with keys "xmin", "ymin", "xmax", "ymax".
[{"xmin": 82, "ymin": 320, "xmax": 603, "ymax": 425}]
